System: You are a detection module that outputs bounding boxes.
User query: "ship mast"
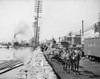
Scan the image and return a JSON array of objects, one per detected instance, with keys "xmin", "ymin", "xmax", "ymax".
[{"xmin": 34, "ymin": 0, "xmax": 42, "ymax": 47}]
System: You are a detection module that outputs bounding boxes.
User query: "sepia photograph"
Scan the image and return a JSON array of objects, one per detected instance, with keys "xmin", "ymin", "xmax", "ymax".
[{"xmin": 0, "ymin": 0, "xmax": 100, "ymax": 79}]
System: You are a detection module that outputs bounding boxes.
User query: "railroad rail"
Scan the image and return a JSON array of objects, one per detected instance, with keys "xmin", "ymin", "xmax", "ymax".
[{"xmin": 0, "ymin": 60, "xmax": 23, "ymax": 74}]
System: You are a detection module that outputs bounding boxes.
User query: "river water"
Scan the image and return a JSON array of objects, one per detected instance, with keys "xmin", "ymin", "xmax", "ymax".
[{"xmin": 0, "ymin": 47, "xmax": 33, "ymax": 63}]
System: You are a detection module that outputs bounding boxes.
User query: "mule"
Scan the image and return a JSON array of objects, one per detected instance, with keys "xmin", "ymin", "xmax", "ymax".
[{"xmin": 70, "ymin": 50, "xmax": 82, "ymax": 74}]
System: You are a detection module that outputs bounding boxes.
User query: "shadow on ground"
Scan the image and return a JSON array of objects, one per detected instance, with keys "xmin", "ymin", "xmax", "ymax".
[{"xmin": 79, "ymin": 69, "xmax": 100, "ymax": 78}]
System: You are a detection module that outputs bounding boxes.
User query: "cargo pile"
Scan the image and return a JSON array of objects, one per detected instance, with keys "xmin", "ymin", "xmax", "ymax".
[{"xmin": 12, "ymin": 47, "xmax": 57, "ymax": 79}]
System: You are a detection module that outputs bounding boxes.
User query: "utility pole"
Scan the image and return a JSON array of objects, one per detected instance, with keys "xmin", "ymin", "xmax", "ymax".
[
  {"xmin": 99, "ymin": 13, "xmax": 100, "ymax": 22},
  {"xmin": 82, "ymin": 20, "xmax": 84, "ymax": 48},
  {"xmin": 82, "ymin": 20, "xmax": 84, "ymax": 36},
  {"xmin": 34, "ymin": 0, "xmax": 42, "ymax": 47},
  {"xmin": 59, "ymin": 37, "xmax": 61, "ymax": 42},
  {"xmin": 80, "ymin": 30, "xmax": 82, "ymax": 44}
]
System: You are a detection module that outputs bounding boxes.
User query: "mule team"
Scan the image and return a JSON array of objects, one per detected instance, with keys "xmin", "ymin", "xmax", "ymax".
[{"xmin": 40, "ymin": 39, "xmax": 85, "ymax": 74}]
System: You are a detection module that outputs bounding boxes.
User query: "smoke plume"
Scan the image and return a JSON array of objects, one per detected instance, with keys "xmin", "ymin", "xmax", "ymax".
[{"xmin": 14, "ymin": 21, "xmax": 31, "ymax": 42}]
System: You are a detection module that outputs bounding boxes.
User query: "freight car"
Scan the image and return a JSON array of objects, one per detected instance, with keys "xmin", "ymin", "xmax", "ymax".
[
  {"xmin": 60, "ymin": 41, "xmax": 70, "ymax": 50},
  {"xmin": 84, "ymin": 37, "xmax": 100, "ymax": 61}
]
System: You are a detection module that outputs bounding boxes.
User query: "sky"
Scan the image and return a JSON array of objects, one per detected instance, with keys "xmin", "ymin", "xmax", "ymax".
[{"xmin": 0, "ymin": 0, "xmax": 100, "ymax": 42}]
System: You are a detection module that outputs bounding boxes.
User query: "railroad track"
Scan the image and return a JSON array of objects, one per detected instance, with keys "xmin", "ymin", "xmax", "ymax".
[{"xmin": 0, "ymin": 60, "xmax": 24, "ymax": 74}]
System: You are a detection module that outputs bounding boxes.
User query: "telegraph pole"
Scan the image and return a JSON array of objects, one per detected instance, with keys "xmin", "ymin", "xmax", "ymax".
[
  {"xmin": 80, "ymin": 30, "xmax": 82, "ymax": 44},
  {"xmin": 99, "ymin": 13, "xmax": 100, "ymax": 22},
  {"xmin": 59, "ymin": 37, "xmax": 61, "ymax": 42},
  {"xmin": 82, "ymin": 20, "xmax": 84, "ymax": 48},
  {"xmin": 34, "ymin": 0, "xmax": 42, "ymax": 47},
  {"xmin": 82, "ymin": 20, "xmax": 84, "ymax": 36}
]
